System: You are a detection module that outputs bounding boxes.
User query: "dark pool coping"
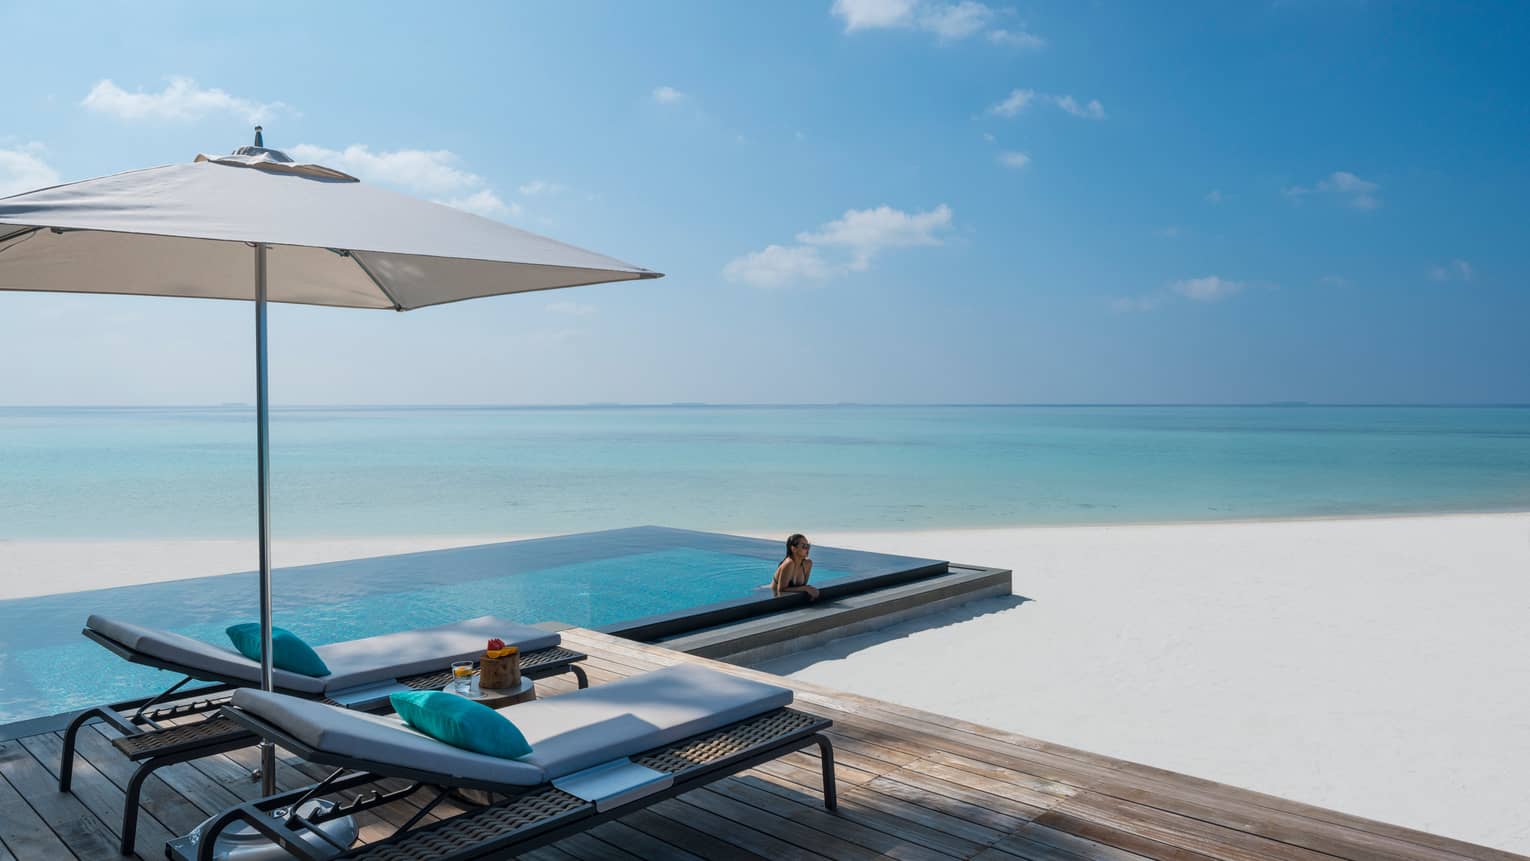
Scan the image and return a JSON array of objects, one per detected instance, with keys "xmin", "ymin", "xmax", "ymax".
[{"xmin": 602, "ymin": 558, "xmax": 950, "ymax": 642}]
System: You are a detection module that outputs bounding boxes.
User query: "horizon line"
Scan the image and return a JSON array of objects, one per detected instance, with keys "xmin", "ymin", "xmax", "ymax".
[{"xmin": 3, "ymin": 401, "xmax": 1530, "ymax": 410}]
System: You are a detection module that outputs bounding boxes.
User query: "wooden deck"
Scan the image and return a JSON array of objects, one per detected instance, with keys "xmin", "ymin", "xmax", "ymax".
[{"xmin": 0, "ymin": 627, "xmax": 1517, "ymax": 861}]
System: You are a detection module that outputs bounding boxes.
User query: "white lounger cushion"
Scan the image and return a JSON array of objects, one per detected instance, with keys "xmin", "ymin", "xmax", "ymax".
[
  {"xmin": 229, "ymin": 663, "xmax": 794, "ymax": 786},
  {"xmin": 86, "ymin": 615, "xmax": 559, "ymax": 695},
  {"xmin": 230, "ymin": 688, "xmax": 546, "ymax": 784},
  {"xmin": 315, "ymin": 617, "xmax": 559, "ymax": 690},
  {"xmin": 509, "ymin": 664, "xmax": 793, "ymax": 779}
]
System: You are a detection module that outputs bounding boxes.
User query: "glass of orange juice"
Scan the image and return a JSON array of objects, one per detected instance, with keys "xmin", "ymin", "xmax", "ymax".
[{"xmin": 451, "ymin": 661, "xmax": 474, "ymax": 694}]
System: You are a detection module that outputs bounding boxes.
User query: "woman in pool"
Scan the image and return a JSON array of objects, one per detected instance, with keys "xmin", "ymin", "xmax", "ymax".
[{"xmin": 772, "ymin": 533, "xmax": 820, "ymax": 601}]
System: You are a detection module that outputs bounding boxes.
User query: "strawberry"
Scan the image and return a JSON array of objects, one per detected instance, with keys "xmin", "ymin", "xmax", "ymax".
[{"xmin": 487, "ymin": 637, "xmax": 505, "ymax": 651}]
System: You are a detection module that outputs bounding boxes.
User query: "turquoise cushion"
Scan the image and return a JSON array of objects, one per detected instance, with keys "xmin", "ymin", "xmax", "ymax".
[
  {"xmin": 389, "ymin": 690, "xmax": 532, "ymax": 759},
  {"xmin": 225, "ymin": 624, "xmax": 331, "ymax": 678}
]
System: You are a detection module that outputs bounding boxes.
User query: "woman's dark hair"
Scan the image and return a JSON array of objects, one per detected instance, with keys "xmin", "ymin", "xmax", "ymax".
[{"xmin": 784, "ymin": 533, "xmax": 807, "ymax": 563}]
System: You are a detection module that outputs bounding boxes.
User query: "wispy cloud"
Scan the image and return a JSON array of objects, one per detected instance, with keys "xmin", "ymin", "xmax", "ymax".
[
  {"xmin": 289, "ymin": 144, "xmax": 481, "ymax": 195},
  {"xmin": 288, "ymin": 143, "xmax": 519, "ymax": 218},
  {"xmin": 832, "ymin": 0, "xmax": 1042, "ymax": 47},
  {"xmin": 988, "ymin": 89, "xmax": 1035, "ymax": 117},
  {"xmin": 1204, "ymin": 189, "xmax": 1223, "ymax": 205},
  {"xmin": 1112, "ymin": 275, "xmax": 1251, "ymax": 312},
  {"xmin": 989, "ymin": 89, "xmax": 1106, "ymax": 120},
  {"xmin": 1171, "ymin": 276, "xmax": 1245, "ymax": 301},
  {"xmin": 725, "ymin": 203, "xmax": 954, "ymax": 287},
  {"xmin": 997, "ymin": 151, "xmax": 1030, "ymax": 169},
  {"xmin": 833, "ymin": 0, "xmax": 918, "ymax": 31},
  {"xmin": 652, "ymin": 86, "xmax": 686, "ymax": 104},
  {"xmin": 988, "ymin": 28, "xmax": 1044, "ymax": 48},
  {"xmin": 1156, "ymin": 226, "xmax": 1182, "ymax": 239},
  {"xmin": 1053, "ymin": 94, "xmax": 1106, "ymax": 120},
  {"xmin": 1319, "ymin": 274, "xmax": 1350, "ymax": 287},
  {"xmin": 1428, "ymin": 259, "xmax": 1473, "ymax": 282},
  {"xmin": 439, "ymin": 189, "xmax": 519, "ymax": 218},
  {"xmin": 0, "ymin": 142, "xmax": 60, "ymax": 197},
  {"xmin": 1284, "ymin": 171, "xmax": 1380, "ymax": 210},
  {"xmin": 546, "ymin": 301, "xmax": 597, "ymax": 315},
  {"xmin": 918, "ymin": 1, "xmax": 993, "ymax": 39},
  {"xmin": 723, "ymin": 244, "xmax": 837, "ymax": 288},
  {"xmin": 82, "ymin": 77, "xmax": 291, "ymax": 124}
]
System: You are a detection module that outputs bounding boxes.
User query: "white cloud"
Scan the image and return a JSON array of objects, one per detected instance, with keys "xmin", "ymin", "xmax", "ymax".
[
  {"xmin": 981, "ymin": 132, "xmax": 996, "ymax": 142},
  {"xmin": 987, "ymin": 28, "xmax": 1044, "ymax": 48},
  {"xmin": 288, "ymin": 144, "xmax": 483, "ymax": 195},
  {"xmin": 1156, "ymin": 226, "xmax": 1182, "ymax": 239},
  {"xmin": 832, "ymin": 0, "xmax": 918, "ymax": 30},
  {"xmin": 1112, "ymin": 275, "xmax": 1250, "ymax": 313},
  {"xmin": 833, "ymin": 0, "xmax": 1039, "ymax": 45},
  {"xmin": 1171, "ymin": 276, "xmax": 1245, "ymax": 301},
  {"xmin": 918, "ymin": 1, "xmax": 993, "ymax": 39},
  {"xmin": 725, "ymin": 203, "xmax": 954, "ymax": 287},
  {"xmin": 288, "ymin": 143, "xmax": 520, "ymax": 219},
  {"xmin": 997, "ymin": 151, "xmax": 1030, "ymax": 169},
  {"xmin": 1284, "ymin": 171, "xmax": 1380, "ymax": 210},
  {"xmin": 546, "ymin": 301, "xmax": 597, "ymax": 315},
  {"xmin": 1319, "ymin": 274, "xmax": 1350, "ymax": 287},
  {"xmin": 1204, "ymin": 189, "xmax": 1223, "ymax": 204},
  {"xmin": 1053, "ymin": 94, "xmax": 1106, "ymax": 120},
  {"xmin": 988, "ymin": 89, "xmax": 1035, "ymax": 117},
  {"xmin": 518, "ymin": 179, "xmax": 564, "ymax": 196},
  {"xmin": 82, "ymin": 77, "xmax": 290, "ymax": 124},
  {"xmin": 989, "ymin": 90, "xmax": 1106, "ymax": 120},
  {"xmin": 1428, "ymin": 259, "xmax": 1473, "ymax": 282},
  {"xmin": 797, "ymin": 203, "xmax": 954, "ymax": 269},
  {"xmin": 723, "ymin": 244, "xmax": 836, "ymax": 288},
  {"xmin": 439, "ymin": 189, "xmax": 518, "ymax": 218},
  {"xmin": 652, "ymin": 86, "xmax": 686, "ymax": 104},
  {"xmin": 0, "ymin": 142, "xmax": 59, "ymax": 197}
]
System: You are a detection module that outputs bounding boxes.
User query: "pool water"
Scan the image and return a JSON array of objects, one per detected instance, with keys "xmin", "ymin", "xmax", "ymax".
[{"xmin": 0, "ymin": 527, "xmax": 942, "ymax": 723}]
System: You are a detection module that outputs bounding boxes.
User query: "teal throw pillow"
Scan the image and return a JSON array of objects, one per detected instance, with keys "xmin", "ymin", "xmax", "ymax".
[
  {"xmin": 225, "ymin": 624, "xmax": 331, "ymax": 677},
  {"xmin": 389, "ymin": 690, "xmax": 532, "ymax": 759}
]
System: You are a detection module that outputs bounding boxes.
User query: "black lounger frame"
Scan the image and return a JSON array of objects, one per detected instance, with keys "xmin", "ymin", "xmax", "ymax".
[
  {"xmin": 167, "ymin": 704, "xmax": 836, "ymax": 861},
  {"xmin": 59, "ymin": 627, "xmax": 587, "ymax": 856}
]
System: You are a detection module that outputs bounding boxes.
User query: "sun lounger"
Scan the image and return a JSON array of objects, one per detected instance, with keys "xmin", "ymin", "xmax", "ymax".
[
  {"xmin": 167, "ymin": 664, "xmax": 836, "ymax": 861},
  {"xmin": 62, "ymin": 614, "xmax": 588, "ymax": 855}
]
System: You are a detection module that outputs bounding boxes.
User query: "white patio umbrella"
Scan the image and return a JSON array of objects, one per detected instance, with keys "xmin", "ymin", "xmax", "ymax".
[{"xmin": 0, "ymin": 128, "xmax": 661, "ymax": 790}]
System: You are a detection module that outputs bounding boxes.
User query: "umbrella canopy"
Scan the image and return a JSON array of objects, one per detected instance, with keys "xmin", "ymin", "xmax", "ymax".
[
  {"xmin": 0, "ymin": 141, "xmax": 659, "ymax": 308},
  {"xmin": 0, "ymin": 132, "xmax": 661, "ymax": 794}
]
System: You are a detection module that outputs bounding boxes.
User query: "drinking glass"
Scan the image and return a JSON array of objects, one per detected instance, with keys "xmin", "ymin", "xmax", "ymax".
[{"xmin": 451, "ymin": 661, "xmax": 474, "ymax": 695}]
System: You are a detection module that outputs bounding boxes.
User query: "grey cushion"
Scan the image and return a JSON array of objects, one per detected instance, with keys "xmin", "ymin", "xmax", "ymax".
[
  {"xmin": 315, "ymin": 617, "xmax": 559, "ymax": 690},
  {"xmin": 87, "ymin": 614, "xmax": 327, "ymax": 694},
  {"xmin": 230, "ymin": 664, "xmax": 793, "ymax": 787},
  {"xmin": 506, "ymin": 664, "xmax": 793, "ymax": 780},
  {"xmin": 86, "ymin": 615, "xmax": 560, "ymax": 696},
  {"xmin": 230, "ymin": 688, "xmax": 547, "ymax": 785}
]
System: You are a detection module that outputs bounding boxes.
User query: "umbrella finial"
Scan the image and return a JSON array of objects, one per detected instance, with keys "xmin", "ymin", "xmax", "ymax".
[{"xmin": 253, "ymin": 126, "xmax": 264, "ymax": 147}]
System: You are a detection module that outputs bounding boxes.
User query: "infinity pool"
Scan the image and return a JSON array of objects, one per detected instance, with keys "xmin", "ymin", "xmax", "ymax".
[{"xmin": 0, "ymin": 526, "xmax": 944, "ymax": 724}]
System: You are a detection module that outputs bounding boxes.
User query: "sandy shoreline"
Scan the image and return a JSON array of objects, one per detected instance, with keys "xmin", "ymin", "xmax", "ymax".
[{"xmin": 3, "ymin": 513, "xmax": 1528, "ymax": 852}]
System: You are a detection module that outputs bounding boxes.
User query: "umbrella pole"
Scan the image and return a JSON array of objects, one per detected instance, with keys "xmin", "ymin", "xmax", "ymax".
[{"xmin": 254, "ymin": 242, "xmax": 277, "ymax": 795}]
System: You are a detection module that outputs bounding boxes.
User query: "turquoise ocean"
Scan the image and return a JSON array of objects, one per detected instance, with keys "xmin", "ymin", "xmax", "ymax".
[{"xmin": 3, "ymin": 405, "xmax": 1529, "ymax": 540}]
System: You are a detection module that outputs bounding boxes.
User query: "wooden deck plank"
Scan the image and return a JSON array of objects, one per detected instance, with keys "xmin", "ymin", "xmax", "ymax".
[
  {"xmin": 15, "ymin": 730, "xmax": 178, "ymax": 860},
  {"xmin": 0, "ymin": 737, "xmax": 123, "ymax": 859},
  {"xmin": 0, "ymin": 760, "xmax": 76, "ymax": 860},
  {"xmin": 2, "ymin": 628, "xmax": 1520, "ymax": 861},
  {"xmin": 578, "ymin": 820, "xmax": 709, "ymax": 861}
]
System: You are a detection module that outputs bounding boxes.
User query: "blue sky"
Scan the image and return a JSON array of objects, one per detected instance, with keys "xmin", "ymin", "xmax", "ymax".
[{"xmin": 1, "ymin": 1, "xmax": 1526, "ymax": 405}]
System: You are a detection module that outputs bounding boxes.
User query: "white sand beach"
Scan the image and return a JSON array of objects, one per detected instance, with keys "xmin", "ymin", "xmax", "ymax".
[
  {"xmin": 3, "ymin": 513, "xmax": 1528, "ymax": 852},
  {"xmin": 760, "ymin": 513, "xmax": 1530, "ymax": 856}
]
